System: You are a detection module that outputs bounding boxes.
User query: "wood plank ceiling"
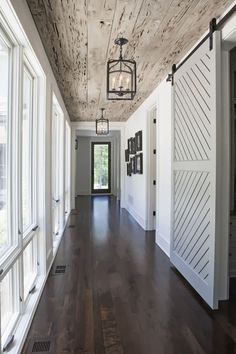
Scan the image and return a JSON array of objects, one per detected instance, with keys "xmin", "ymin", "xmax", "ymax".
[{"xmin": 26, "ymin": 0, "xmax": 234, "ymax": 121}]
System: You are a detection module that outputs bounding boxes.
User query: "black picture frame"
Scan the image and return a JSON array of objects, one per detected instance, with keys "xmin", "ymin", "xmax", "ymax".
[
  {"xmin": 128, "ymin": 137, "xmax": 136, "ymax": 155},
  {"xmin": 131, "ymin": 138, "xmax": 136, "ymax": 154},
  {"xmin": 135, "ymin": 153, "xmax": 143, "ymax": 174},
  {"xmin": 125, "ymin": 149, "xmax": 129, "ymax": 162},
  {"xmin": 135, "ymin": 130, "xmax": 142, "ymax": 151},
  {"xmin": 128, "ymin": 138, "xmax": 132, "ymax": 154},
  {"xmin": 127, "ymin": 162, "xmax": 132, "ymax": 176},
  {"xmin": 131, "ymin": 156, "xmax": 136, "ymax": 174}
]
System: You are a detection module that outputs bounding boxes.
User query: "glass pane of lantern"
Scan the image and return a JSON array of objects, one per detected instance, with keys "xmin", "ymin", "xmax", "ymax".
[
  {"xmin": 110, "ymin": 71, "xmax": 131, "ymax": 92},
  {"xmin": 107, "ymin": 60, "xmax": 136, "ymax": 100},
  {"xmin": 97, "ymin": 120, "xmax": 108, "ymax": 135}
]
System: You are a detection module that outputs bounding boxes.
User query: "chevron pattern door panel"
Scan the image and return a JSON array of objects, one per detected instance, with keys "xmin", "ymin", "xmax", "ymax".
[
  {"xmin": 170, "ymin": 33, "xmax": 220, "ymax": 309},
  {"xmin": 173, "ymin": 171, "xmax": 211, "ymax": 281},
  {"xmin": 174, "ymin": 53, "xmax": 212, "ymax": 161}
]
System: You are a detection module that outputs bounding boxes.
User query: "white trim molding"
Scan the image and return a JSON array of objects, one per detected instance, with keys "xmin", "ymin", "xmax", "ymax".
[
  {"xmin": 156, "ymin": 232, "xmax": 170, "ymax": 257},
  {"xmin": 125, "ymin": 204, "xmax": 147, "ymax": 230}
]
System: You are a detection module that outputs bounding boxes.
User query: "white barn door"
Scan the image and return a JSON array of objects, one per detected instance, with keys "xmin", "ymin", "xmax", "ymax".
[{"xmin": 170, "ymin": 33, "xmax": 222, "ymax": 309}]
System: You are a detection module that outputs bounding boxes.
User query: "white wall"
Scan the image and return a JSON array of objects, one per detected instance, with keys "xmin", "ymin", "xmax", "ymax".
[
  {"xmin": 76, "ymin": 135, "xmax": 119, "ymax": 196},
  {"xmin": 71, "ymin": 122, "xmax": 126, "ymax": 208},
  {"xmin": 156, "ymin": 80, "xmax": 172, "ymax": 257},
  {"xmin": 124, "ymin": 96, "xmax": 150, "ymax": 229},
  {"xmin": 76, "ymin": 137, "xmax": 91, "ymax": 195},
  {"xmin": 124, "ymin": 78, "xmax": 172, "ymax": 256}
]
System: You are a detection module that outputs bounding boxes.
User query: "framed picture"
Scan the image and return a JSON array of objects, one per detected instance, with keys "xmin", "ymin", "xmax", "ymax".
[
  {"xmin": 135, "ymin": 153, "xmax": 143, "ymax": 174},
  {"xmin": 128, "ymin": 137, "xmax": 136, "ymax": 155},
  {"xmin": 128, "ymin": 138, "xmax": 132, "ymax": 154},
  {"xmin": 131, "ymin": 138, "xmax": 136, "ymax": 154},
  {"xmin": 125, "ymin": 149, "xmax": 129, "ymax": 162},
  {"xmin": 131, "ymin": 156, "xmax": 136, "ymax": 174},
  {"xmin": 127, "ymin": 162, "xmax": 132, "ymax": 176},
  {"xmin": 135, "ymin": 131, "xmax": 142, "ymax": 151}
]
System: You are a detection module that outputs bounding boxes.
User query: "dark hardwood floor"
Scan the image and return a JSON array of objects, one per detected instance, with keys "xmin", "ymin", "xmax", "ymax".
[{"xmin": 23, "ymin": 196, "xmax": 236, "ymax": 354}]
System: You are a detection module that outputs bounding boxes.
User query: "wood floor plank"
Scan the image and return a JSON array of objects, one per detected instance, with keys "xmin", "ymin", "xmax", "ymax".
[{"xmin": 23, "ymin": 196, "xmax": 236, "ymax": 354}]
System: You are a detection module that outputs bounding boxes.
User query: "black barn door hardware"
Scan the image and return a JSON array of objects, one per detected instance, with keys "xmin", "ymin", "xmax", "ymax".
[
  {"xmin": 209, "ymin": 18, "xmax": 217, "ymax": 50},
  {"xmin": 166, "ymin": 5, "xmax": 236, "ymax": 82}
]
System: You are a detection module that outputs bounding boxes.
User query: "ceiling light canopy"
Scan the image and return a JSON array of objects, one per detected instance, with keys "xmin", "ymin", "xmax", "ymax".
[
  {"xmin": 107, "ymin": 38, "xmax": 136, "ymax": 100},
  {"xmin": 96, "ymin": 108, "xmax": 109, "ymax": 135}
]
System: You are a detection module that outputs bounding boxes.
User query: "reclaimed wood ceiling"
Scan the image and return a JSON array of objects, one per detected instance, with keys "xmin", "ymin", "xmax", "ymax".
[{"xmin": 26, "ymin": 0, "xmax": 234, "ymax": 121}]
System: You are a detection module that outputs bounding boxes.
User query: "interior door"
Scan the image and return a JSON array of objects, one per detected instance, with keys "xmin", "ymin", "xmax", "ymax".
[
  {"xmin": 91, "ymin": 142, "xmax": 111, "ymax": 194},
  {"xmin": 170, "ymin": 32, "xmax": 221, "ymax": 309}
]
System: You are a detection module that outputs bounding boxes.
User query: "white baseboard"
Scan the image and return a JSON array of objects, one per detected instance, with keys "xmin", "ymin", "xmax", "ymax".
[
  {"xmin": 77, "ymin": 190, "xmax": 90, "ymax": 195},
  {"xmin": 77, "ymin": 190, "xmax": 114, "ymax": 196},
  {"xmin": 46, "ymin": 248, "xmax": 53, "ymax": 269},
  {"xmin": 156, "ymin": 231, "xmax": 170, "ymax": 257},
  {"xmin": 125, "ymin": 204, "xmax": 146, "ymax": 230}
]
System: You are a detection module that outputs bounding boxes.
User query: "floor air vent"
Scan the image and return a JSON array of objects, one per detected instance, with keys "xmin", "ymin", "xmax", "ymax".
[
  {"xmin": 69, "ymin": 224, "xmax": 76, "ymax": 228},
  {"xmin": 32, "ymin": 340, "xmax": 51, "ymax": 352},
  {"xmin": 54, "ymin": 265, "xmax": 66, "ymax": 274},
  {"xmin": 26, "ymin": 337, "xmax": 54, "ymax": 353}
]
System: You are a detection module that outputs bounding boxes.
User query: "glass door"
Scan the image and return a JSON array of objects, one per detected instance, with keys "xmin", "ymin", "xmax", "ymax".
[{"xmin": 91, "ymin": 142, "xmax": 111, "ymax": 194}]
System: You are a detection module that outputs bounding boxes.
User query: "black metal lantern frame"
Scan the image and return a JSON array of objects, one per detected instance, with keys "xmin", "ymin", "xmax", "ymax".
[
  {"xmin": 96, "ymin": 108, "xmax": 109, "ymax": 135},
  {"xmin": 107, "ymin": 38, "xmax": 136, "ymax": 100}
]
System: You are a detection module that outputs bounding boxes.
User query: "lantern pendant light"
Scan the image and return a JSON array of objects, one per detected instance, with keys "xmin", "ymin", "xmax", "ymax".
[
  {"xmin": 107, "ymin": 38, "xmax": 136, "ymax": 100},
  {"xmin": 96, "ymin": 108, "xmax": 109, "ymax": 135}
]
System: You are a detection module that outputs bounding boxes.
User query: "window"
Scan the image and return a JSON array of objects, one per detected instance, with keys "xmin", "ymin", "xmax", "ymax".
[
  {"xmin": 51, "ymin": 96, "xmax": 65, "ymax": 241},
  {"xmin": 52, "ymin": 108, "xmax": 60, "ymax": 237},
  {"xmin": 0, "ymin": 263, "xmax": 19, "ymax": 339},
  {"xmin": 21, "ymin": 61, "xmax": 38, "ymax": 303},
  {"xmin": 0, "ymin": 3, "xmax": 71, "ymax": 351},
  {"xmin": 65, "ymin": 121, "xmax": 71, "ymax": 215},
  {"xmin": 22, "ymin": 65, "xmax": 34, "ymax": 233},
  {"xmin": 23, "ymin": 238, "xmax": 37, "ymax": 300},
  {"xmin": 0, "ymin": 29, "xmax": 10, "ymax": 258},
  {"xmin": 0, "ymin": 22, "xmax": 40, "ymax": 348},
  {"xmin": 1, "ymin": 271, "xmax": 12, "ymax": 335}
]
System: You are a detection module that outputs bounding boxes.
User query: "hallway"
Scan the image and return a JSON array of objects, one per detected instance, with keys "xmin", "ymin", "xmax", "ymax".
[{"xmin": 24, "ymin": 196, "xmax": 236, "ymax": 354}]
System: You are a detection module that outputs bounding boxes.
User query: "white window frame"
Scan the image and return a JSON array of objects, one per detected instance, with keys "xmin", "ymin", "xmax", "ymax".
[
  {"xmin": 0, "ymin": 0, "xmax": 72, "ymax": 350},
  {"xmin": 65, "ymin": 121, "xmax": 71, "ymax": 217},
  {"xmin": 0, "ymin": 15, "xmax": 22, "ymax": 349},
  {"xmin": 22, "ymin": 235, "xmax": 38, "ymax": 305},
  {"xmin": 0, "ymin": 8, "xmax": 42, "ymax": 350},
  {"xmin": 0, "ymin": 23, "xmax": 18, "ymax": 267},
  {"xmin": 21, "ymin": 56, "xmax": 38, "ymax": 245},
  {"xmin": 51, "ymin": 106, "xmax": 60, "ymax": 239},
  {"xmin": 1, "ymin": 261, "xmax": 20, "ymax": 348},
  {"xmin": 51, "ymin": 94, "xmax": 65, "ymax": 247}
]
